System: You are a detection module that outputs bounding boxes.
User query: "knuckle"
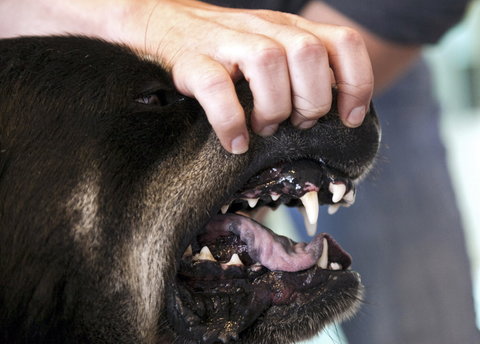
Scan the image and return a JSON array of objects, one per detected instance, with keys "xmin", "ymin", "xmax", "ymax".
[
  {"xmin": 249, "ymin": 42, "xmax": 285, "ymax": 67},
  {"xmin": 255, "ymin": 106, "xmax": 291, "ymax": 123},
  {"xmin": 196, "ymin": 70, "xmax": 231, "ymax": 94},
  {"xmin": 293, "ymin": 93, "xmax": 332, "ymax": 119},
  {"xmin": 335, "ymin": 26, "xmax": 365, "ymax": 47},
  {"xmin": 313, "ymin": 103, "xmax": 332, "ymax": 116},
  {"xmin": 290, "ymin": 34, "xmax": 326, "ymax": 59},
  {"xmin": 210, "ymin": 111, "xmax": 244, "ymax": 132},
  {"xmin": 337, "ymin": 80, "xmax": 374, "ymax": 97},
  {"xmin": 294, "ymin": 104, "xmax": 331, "ymax": 119}
]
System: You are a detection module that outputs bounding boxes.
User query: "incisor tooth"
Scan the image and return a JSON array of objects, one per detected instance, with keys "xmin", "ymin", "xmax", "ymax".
[
  {"xmin": 226, "ymin": 253, "xmax": 244, "ymax": 266},
  {"xmin": 271, "ymin": 193, "xmax": 281, "ymax": 201},
  {"xmin": 330, "ymin": 262, "xmax": 342, "ymax": 271},
  {"xmin": 317, "ymin": 238, "xmax": 328, "ymax": 269},
  {"xmin": 221, "ymin": 204, "xmax": 229, "ymax": 214},
  {"xmin": 343, "ymin": 189, "xmax": 355, "ymax": 204},
  {"xmin": 243, "ymin": 198, "xmax": 259, "ymax": 208},
  {"xmin": 182, "ymin": 245, "xmax": 192, "ymax": 258},
  {"xmin": 328, "ymin": 204, "xmax": 340, "ymax": 215},
  {"xmin": 329, "ymin": 182, "xmax": 347, "ymax": 203},
  {"xmin": 299, "ymin": 191, "xmax": 319, "ymax": 225},
  {"xmin": 194, "ymin": 246, "xmax": 216, "ymax": 262}
]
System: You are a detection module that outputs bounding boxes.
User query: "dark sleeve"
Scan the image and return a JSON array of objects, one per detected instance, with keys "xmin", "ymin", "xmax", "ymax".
[{"xmin": 321, "ymin": 0, "xmax": 470, "ymax": 44}]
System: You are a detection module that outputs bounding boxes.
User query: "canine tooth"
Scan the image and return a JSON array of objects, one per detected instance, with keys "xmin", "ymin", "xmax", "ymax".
[
  {"xmin": 221, "ymin": 204, "xmax": 229, "ymax": 214},
  {"xmin": 328, "ymin": 204, "xmax": 340, "ymax": 215},
  {"xmin": 330, "ymin": 262, "xmax": 342, "ymax": 271},
  {"xmin": 226, "ymin": 253, "xmax": 244, "ymax": 266},
  {"xmin": 299, "ymin": 191, "xmax": 319, "ymax": 225},
  {"xmin": 317, "ymin": 238, "xmax": 328, "ymax": 269},
  {"xmin": 182, "ymin": 245, "xmax": 192, "ymax": 258},
  {"xmin": 329, "ymin": 182, "xmax": 347, "ymax": 203},
  {"xmin": 271, "ymin": 193, "xmax": 281, "ymax": 201},
  {"xmin": 194, "ymin": 246, "xmax": 216, "ymax": 262},
  {"xmin": 300, "ymin": 208, "xmax": 318, "ymax": 237},
  {"xmin": 343, "ymin": 189, "xmax": 355, "ymax": 204}
]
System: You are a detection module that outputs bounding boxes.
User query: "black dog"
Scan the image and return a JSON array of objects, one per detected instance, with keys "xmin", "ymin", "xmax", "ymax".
[{"xmin": 0, "ymin": 36, "xmax": 380, "ymax": 343}]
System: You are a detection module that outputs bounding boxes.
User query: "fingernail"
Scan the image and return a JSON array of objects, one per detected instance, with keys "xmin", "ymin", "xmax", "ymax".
[
  {"xmin": 258, "ymin": 124, "xmax": 278, "ymax": 137},
  {"xmin": 346, "ymin": 106, "xmax": 366, "ymax": 127},
  {"xmin": 297, "ymin": 120, "xmax": 317, "ymax": 129},
  {"xmin": 231, "ymin": 134, "xmax": 248, "ymax": 154}
]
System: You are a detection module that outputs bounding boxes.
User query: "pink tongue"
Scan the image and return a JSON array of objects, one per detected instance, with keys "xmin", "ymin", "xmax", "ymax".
[{"xmin": 205, "ymin": 214, "xmax": 325, "ymax": 272}]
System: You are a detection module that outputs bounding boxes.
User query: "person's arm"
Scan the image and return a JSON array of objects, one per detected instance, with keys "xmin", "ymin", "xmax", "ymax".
[
  {"xmin": 300, "ymin": 1, "xmax": 421, "ymax": 93},
  {"xmin": 0, "ymin": 0, "xmax": 374, "ymax": 154}
]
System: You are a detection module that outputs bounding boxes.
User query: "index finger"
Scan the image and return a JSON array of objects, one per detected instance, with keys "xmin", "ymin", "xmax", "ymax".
[{"xmin": 171, "ymin": 54, "xmax": 249, "ymax": 154}]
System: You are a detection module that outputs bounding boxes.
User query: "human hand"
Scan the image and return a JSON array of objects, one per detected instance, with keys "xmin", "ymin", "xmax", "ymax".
[{"xmin": 116, "ymin": 0, "xmax": 374, "ymax": 154}]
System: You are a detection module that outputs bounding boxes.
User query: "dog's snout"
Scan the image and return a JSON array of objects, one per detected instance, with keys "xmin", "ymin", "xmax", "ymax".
[{"xmin": 245, "ymin": 99, "xmax": 380, "ymax": 180}]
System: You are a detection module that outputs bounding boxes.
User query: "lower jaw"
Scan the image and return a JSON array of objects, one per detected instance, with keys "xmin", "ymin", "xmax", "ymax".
[{"xmin": 168, "ymin": 265, "xmax": 362, "ymax": 344}]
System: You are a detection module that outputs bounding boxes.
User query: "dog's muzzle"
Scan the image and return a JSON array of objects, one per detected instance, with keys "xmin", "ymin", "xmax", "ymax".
[{"xmin": 170, "ymin": 159, "xmax": 361, "ymax": 343}]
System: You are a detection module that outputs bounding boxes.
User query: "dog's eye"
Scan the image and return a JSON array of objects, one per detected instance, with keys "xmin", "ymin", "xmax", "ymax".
[{"xmin": 135, "ymin": 90, "xmax": 185, "ymax": 107}]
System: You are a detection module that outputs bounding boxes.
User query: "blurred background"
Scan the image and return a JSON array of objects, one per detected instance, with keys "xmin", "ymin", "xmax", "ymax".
[
  {"xmin": 267, "ymin": 1, "xmax": 480, "ymax": 342},
  {"xmin": 426, "ymin": 0, "xmax": 480, "ymax": 331}
]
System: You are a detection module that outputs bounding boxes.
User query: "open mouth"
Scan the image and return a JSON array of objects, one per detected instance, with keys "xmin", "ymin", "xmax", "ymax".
[{"xmin": 170, "ymin": 159, "xmax": 362, "ymax": 343}]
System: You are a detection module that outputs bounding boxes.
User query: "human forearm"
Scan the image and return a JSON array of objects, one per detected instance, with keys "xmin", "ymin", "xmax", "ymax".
[{"xmin": 0, "ymin": 0, "xmax": 128, "ymax": 39}]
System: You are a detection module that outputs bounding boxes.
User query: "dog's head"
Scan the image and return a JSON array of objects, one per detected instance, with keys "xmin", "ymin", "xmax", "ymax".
[{"xmin": 0, "ymin": 36, "xmax": 380, "ymax": 343}]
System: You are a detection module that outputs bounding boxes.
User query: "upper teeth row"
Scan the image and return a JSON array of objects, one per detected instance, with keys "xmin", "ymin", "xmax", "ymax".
[
  {"xmin": 220, "ymin": 181, "xmax": 355, "ymax": 237},
  {"xmin": 220, "ymin": 193, "xmax": 282, "ymax": 214}
]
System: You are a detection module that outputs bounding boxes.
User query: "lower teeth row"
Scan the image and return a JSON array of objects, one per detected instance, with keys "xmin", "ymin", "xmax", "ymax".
[{"xmin": 183, "ymin": 240, "xmax": 343, "ymax": 272}]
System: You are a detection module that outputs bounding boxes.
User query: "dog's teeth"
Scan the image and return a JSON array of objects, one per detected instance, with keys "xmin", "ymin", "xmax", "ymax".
[
  {"xmin": 250, "ymin": 262, "xmax": 263, "ymax": 272},
  {"xmin": 317, "ymin": 238, "xmax": 328, "ymax": 269},
  {"xmin": 271, "ymin": 193, "xmax": 281, "ymax": 201},
  {"xmin": 343, "ymin": 189, "xmax": 355, "ymax": 204},
  {"xmin": 328, "ymin": 204, "xmax": 340, "ymax": 215},
  {"xmin": 226, "ymin": 253, "xmax": 244, "ymax": 266},
  {"xmin": 221, "ymin": 204, "xmax": 229, "ymax": 214},
  {"xmin": 329, "ymin": 182, "xmax": 347, "ymax": 203},
  {"xmin": 242, "ymin": 198, "xmax": 259, "ymax": 208},
  {"xmin": 299, "ymin": 191, "xmax": 319, "ymax": 225},
  {"xmin": 248, "ymin": 198, "xmax": 259, "ymax": 208},
  {"xmin": 330, "ymin": 262, "xmax": 342, "ymax": 271},
  {"xmin": 299, "ymin": 207, "xmax": 318, "ymax": 237},
  {"xmin": 194, "ymin": 246, "xmax": 216, "ymax": 262},
  {"xmin": 182, "ymin": 245, "xmax": 192, "ymax": 258},
  {"xmin": 299, "ymin": 191, "xmax": 319, "ymax": 236}
]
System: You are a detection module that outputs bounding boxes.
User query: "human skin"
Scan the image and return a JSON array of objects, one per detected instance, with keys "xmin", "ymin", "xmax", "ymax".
[{"xmin": 0, "ymin": 0, "xmax": 376, "ymax": 154}]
